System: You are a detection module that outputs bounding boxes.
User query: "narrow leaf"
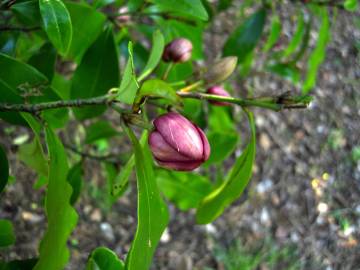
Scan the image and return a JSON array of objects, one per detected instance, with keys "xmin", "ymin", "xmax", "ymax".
[
  {"xmin": 71, "ymin": 27, "xmax": 120, "ymax": 120},
  {"xmin": 303, "ymin": 8, "xmax": 330, "ymax": 93},
  {"xmin": 18, "ymin": 138, "xmax": 48, "ymax": 177},
  {"xmin": 67, "ymin": 162, "xmax": 83, "ymax": 205},
  {"xmin": 0, "ymin": 145, "xmax": 9, "ymax": 194},
  {"xmin": 263, "ymin": 15, "xmax": 281, "ymax": 52},
  {"xmin": 34, "ymin": 127, "xmax": 78, "ymax": 270},
  {"xmin": 86, "ymin": 247, "xmax": 124, "ymax": 270},
  {"xmin": 223, "ymin": 9, "xmax": 266, "ymax": 63},
  {"xmin": 39, "ymin": 0, "xmax": 72, "ymax": 55},
  {"xmin": 116, "ymin": 42, "xmax": 139, "ymax": 105},
  {"xmin": 282, "ymin": 11, "xmax": 305, "ymax": 58},
  {"xmin": 124, "ymin": 128, "xmax": 169, "ymax": 270},
  {"xmin": 138, "ymin": 30, "xmax": 165, "ymax": 81},
  {"xmin": 0, "ymin": 219, "xmax": 15, "ymax": 247},
  {"xmin": 196, "ymin": 110, "xmax": 256, "ymax": 224}
]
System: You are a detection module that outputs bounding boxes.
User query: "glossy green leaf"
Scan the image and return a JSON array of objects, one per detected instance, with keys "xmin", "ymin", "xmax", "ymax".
[
  {"xmin": 39, "ymin": 0, "xmax": 72, "ymax": 55},
  {"xmin": 263, "ymin": 15, "xmax": 281, "ymax": 52},
  {"xmin": 51, "ymin": 73, "xmax": 71, "ymax": 100},
  {"xmin": 303, "ymin": 8, "xmax": 330, "ymax": 94},
  {"xmin": 71, "ymin": 27, "xmax": 119, "ymax": 120},
  {"xmin": 196, "ymin": 110, "xmax": 256, "ymax": 224},
  {"xmin": 18, "ymin": 138, "xmax": 48, "ymax": 177},
  {"xmin": 28, "ymin": 43, "xmax": 57, "ymax": 81},
  {"xmin": 128, "ymin": 0, "xmax": 144, "ymax": 12},
  {"xmin": 135, "ymin": 79, "xmax": 180, "ymax": 105},
  {"xmin": 34, "ymin": 126, "xmax": 78, "ymax": 270},
  {"xmin": 208, "ymin": 106, "xmax": 235, "ymax": 132},
  {"xmin": 85, "ymin": 121, "xmax": 118, "ymax": 144},
  {"xmin": 156, "ymin": 170, "xmax": 212, "ymax": 211},
  {"xmin": 0, "ymin": 219, "xmax": 15, "ymax": 247},
  {"xmin": 153, "ymin": 0, "xmax": 208, "ymax": 21},
  {"xmin": 67, "ymin": 162, "xmax": 83, "ymax": 205},
  {"xmin": 93, "ymin": 0, "xmax": 115, "ymax": 9},
  {"xmin": 117, "ymin": 42, "xmax": 139, "ymax": 105},
  {"xmin": 0, "ymin": 53, "xmax": 67, "ymax": 127},
  {"xmin": 266, "ymin": 63, "xmax": 300, "ymax": 84},
  {"xmin": 0, "ymin": 258, "xmax": 38, "ymax": 270},
  {"xmin": 124, "ymin": 128, "xmax": 169, "ymax": 270},
  {"xmin": 0, "ymin": 146, "xmax": 9, "ymax": 194},
  {"xmin": 64, "ymin": 1, "xmax": 106, "ymax": 62},
  {"xmin": 86, "ymin": 247, "xmax": 124, "ymax": 270},
  {"xmin": 223, "ymin": 9, "xmax": 266, "ymax": 63},
  {"xmin": 344, "ymin": 0, "xmax": 358, "ymax": 11},
  {"xmin": 205, "ymin": 131, "xmax": 239, "ymax": 165},
  {"xmin": 138, "ymin": 30, "xmax": 165, "ymax": 81},
  {"xmin": 11, "ymin": 0, "xmax": 41, "ymax": 27}
]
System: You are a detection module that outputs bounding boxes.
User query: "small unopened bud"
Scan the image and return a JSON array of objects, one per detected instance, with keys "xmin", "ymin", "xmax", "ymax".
[
  {"xmin": 162, "ymin": 38, "xmax": 193, "ymax": 63},
  {"xmin": 206, "ymin": 86, "xmax": 231, "ymax": 106},
  {"xmin": 148, "ymin": 112, "xmax": 210, "ymax": 171},
  {"xmin": 204, "ymin": 56, "xmax": 238, "ymax": 84}
]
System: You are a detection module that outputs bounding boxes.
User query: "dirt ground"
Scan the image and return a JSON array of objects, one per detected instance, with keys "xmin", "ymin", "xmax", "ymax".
[{"xmin": 0, "ymin": 2, "xmax": 359, "ymax": 270}]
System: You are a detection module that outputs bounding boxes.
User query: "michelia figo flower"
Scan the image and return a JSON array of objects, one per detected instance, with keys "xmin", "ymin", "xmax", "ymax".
[
  {"xmin": 162, "ymin": 38, "xmax": 193, "ymax": 63},
  {"xmin": 207, "ymin": 86, "xmax": 231, "ymax": 106},
  {"xmin": 148, "ymin": 112, "xmax": 210, "ymax": 171}
]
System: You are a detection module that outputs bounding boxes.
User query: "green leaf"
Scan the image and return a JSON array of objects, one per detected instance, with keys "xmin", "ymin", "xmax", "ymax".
[
  {"xmin": 71, "ymin": 27, "xmax": 120, "ymax": 120},
  {"xmin": 0, "ymin": 145, "xmax": 9, "ymax": 194},
  {"xmin": 205, "ymin": 131, "xmax": 239, "ymax": 165},
  {"xmin": 135, "ymin": 79, "xmax": 180, "ymax": 105},
  {"xmin": 263, "ymin": 15, "xmax": 281, "ymax": 52},
  {"xmin": 116, "ymin": 42, "xmax": 139, "ymax": 105},
  {"xmin": 282, "ymin": 11, "xmax": 305, "ymax": 58},
  {"xmin": 18, "ymin": 138, "xmax": 48, "ymax": 177},
  {"xmin": 85, "ymin": 121, "xmax": 118, "ymax": 144},
  {"xmin": 344, "ymin": 0, "xmax": 358, "ymax": 11},
  {"xmin": 124, "ymin": 128, "xmax": 169, "ymax": 270},
  {"xmin": 223, "ymin": 9, "xmax": 266, "ymax": 63},
  {"xmin": 93, "ymin": 0, "xmax": 115, "ymax": 9},
  {"xmin": 0, "ymin": 219, "xmax": 15, "ymax": 247},
  {"xmin": 128, "ymin": 0, "xmax": 144, "ymax": 12},
  {"xmin": 153, "ymin": 0, "xmax": 208, "ymax": 21},
  {"xmin": 86, "ymin": 247, "xmax": 124, "ymax": 270},
  {"xmin": 196, "ymin": 110, "xmax": 256, "ymax": 224},
  {"xmin": 0, "ymin": 258, "xmax": 38, "ymax": 270},
  {"xmin": 67, "ymin": 162, "xmax": 83, "ymax": 205},
  {"xmin": 11, "ymin": 0, "xmax": 41, "ymax": 27},
  {"xmin": 138, "ymin": 30, "xmax": 165, "ymax": 81},
  {"xmin": 156, "ymin": 170, "xmax": 212, "ymax": 211},
  {"xmin": 28, "ymin": 43, "xmax": 57, "ymax": 81},
  {"xmin": 111, "ymin": 132, "xmax": 148, "ymax": 198},
  {"xmin": 64, "ymin": 1, "xmax": 106, "ymax": 62},
  {"xmin": 39, "ymin": 0, "xmax": 72, "ymax": 55},
  {"xmin": 302, "ymin": 8, "xmax": 330, "ymax": 94},
  {"xmin": 111, "ymin": 155, "xmax": 134, "ymax": 198},
  {"xmin": 33, "ymin": 127, "xmax": 78, "ymax": 270},
  {"xmin": 266, "ymin": 63, "xmax": 300, "ymax": 84},
  {"xmin": 0, "ymin": 53, "xmax": 67, "ymax": 127}
]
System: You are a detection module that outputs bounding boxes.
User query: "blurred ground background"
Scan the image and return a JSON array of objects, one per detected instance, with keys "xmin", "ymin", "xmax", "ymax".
[{"xmin": 0, "ymin": 1, "xmax": 360, "ymax": 270}]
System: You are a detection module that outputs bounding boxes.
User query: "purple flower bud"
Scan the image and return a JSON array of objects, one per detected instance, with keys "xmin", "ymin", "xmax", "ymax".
[
  {"xmin": 206, "ymin": 86, "xmax": 231, "ymax": 106},
  {"xmin": 162, "ymin": 38, "xmax": 193, "ymax": 63},
  {"xmin": 148, "ymin": 112, "xmax": 210, "ymax": 171}
]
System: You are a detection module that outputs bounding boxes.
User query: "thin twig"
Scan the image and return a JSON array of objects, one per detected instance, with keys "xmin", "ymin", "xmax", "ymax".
[{"xmin": 64, "ymin": 143, "xmax": 120, "ymax": 164}]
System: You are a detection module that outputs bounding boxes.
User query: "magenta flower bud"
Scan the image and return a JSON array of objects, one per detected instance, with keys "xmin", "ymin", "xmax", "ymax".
[
  {"xmin": 206, "ymin": 86, "xmax": 231, "ymax": 106},
  {"xmin": 162, "ymin": 38, "xmax": 193, "ymax": 63},
  {"xmin": 148, "ymin": 112, "xmax": 210, "ymax": 171}
]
